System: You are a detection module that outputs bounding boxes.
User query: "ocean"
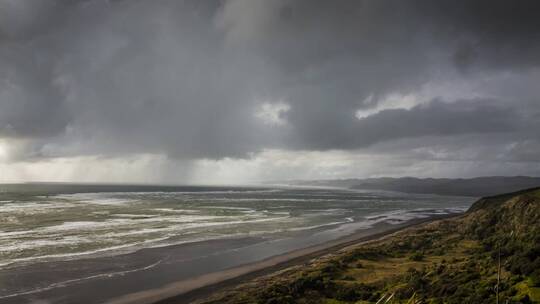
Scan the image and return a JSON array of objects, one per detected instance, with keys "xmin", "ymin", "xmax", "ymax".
[{"xmin": 0, "ymin": 184, "xmax": 474, "ymax": 303}]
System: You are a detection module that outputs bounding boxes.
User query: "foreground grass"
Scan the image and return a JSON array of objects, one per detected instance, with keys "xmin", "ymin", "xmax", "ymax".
[{"xmin": 197, "ymin": 188, "xmax": 540, "ymax": 304}]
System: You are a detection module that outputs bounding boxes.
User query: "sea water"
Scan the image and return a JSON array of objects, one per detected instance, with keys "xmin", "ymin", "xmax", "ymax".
[{"xmin": 0, "ymin": 184, "xmax": 474, "ymax": 270}]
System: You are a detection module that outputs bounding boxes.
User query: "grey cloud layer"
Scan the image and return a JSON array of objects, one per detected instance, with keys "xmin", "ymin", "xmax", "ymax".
[{"xmin": 0, "ymin": 0, "xmax": 539, "ymax": 167}]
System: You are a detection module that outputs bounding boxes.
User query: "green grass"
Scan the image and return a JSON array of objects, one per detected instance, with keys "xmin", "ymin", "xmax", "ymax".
[
  {"xmin": 322, "ymin": 299, "xmax": 348, "ymax": 304},
  {"xmin": 513, "ymin": 281, "xmax": 540, "ymax": 302},
  {"xmin": 531, "ymin": 288, "xmax": 540, "ymax": 302}
]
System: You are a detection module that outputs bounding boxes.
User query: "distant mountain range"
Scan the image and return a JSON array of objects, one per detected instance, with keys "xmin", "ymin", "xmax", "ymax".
[{"xmin": 277, "ymin": 176, "xmax": 540, "ymax": 197}]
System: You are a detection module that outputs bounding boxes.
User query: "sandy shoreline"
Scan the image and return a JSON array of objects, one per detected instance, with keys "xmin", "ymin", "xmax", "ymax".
[{"xmin": 105, "ymin": 213, "xmax": 461, "ymax": 304}]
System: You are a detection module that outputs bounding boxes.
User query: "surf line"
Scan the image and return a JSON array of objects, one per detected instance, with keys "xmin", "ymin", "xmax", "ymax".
[{"xmin": 0, "ymin": 257, "xmax": 167, "ymax": 299}]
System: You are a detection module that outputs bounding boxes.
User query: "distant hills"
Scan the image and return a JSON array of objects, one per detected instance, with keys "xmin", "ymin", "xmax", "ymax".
[{"xmin": 279, "ymin": 176, "xmax": 540, "ymax": 197}]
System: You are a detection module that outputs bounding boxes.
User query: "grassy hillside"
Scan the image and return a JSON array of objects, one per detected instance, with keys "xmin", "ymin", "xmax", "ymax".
[{"xmin": 197, "ymin": 188, "xmax": 540, "ymax": 304}]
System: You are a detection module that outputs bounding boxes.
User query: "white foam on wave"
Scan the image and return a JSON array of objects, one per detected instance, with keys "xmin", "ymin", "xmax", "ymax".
[
  {"xmin": 99, "ymin": 227, "xmax": 173, "ymax": 238},
  {"xmin": 171, "ymin": 189, "xmax": 283, "ymax": 195},
  {"xmin": 364, "ymin": 206, "xmax": 466, "ymax": 226},
  {"xmin": 153, "ymin": 208, "xmax": 200, "ymax": 214},
  {"xmin": 0, "ymin": 258, "xmax": 166, "ymax": 299},
  {"xmin": 201, "ymin": 206, "xmax": 253, "ymax": 210},
  {"xmin": 92, "ymin": 211, "xmax": 110, "ymax": 215},
  {"xmin": 42, "ymin": 220, "xmax": 127, "ymax": 232},
  {"xmin": 286, "ymin": 218, "xmax": 356, "ymax": 232},
  {"xmin": 191, "ymin": 198, "xmax": 331, "ymax": 203},
  {"xmin": 0, "ymin": 230, "xmax": 34, "ymax": 239},
  {"xmin": 102, "ymin": 215, "xmax": 293, "ymax": 239},
  {"xmin": 201, "ymin": 206, "xmax": 262, "ymax": 214},
  {"xmin": 0, "ymin": 235, "xmax": 90, "ymax": 252},
  {"xmin": 2, "ymin": 212, "xmax": 274, "ymax": 247},
  {"xmin": 54, "ymin": 188, "xmax": 283, "ymax": 200},
  {"xmin": 54, "ymin": 193, "xmax": 139, "ymax": 206},
  {"xmin": 0, "ymin": 236, "xmax": 170, "ymax": 268},
  {"xmin": 263, "ymin": 210, "xmax": 290, "ymax": 215},
  {"xmin": 0, "ymin": 215, "xmax": 293, "ymax": 267},
  {"xmin": 112, "ymin": 213, "xmax": 160, "ymax": 218},
  {"xmin": 152, "ymin": 215, "xmax": 237, "ymax": 223},
  {"xmin": 302, "ymin": 208, "xmax": 351, "ymax": 217},
  {"xmin": 0, "ymin": 202, "xmax": 73, "ymax": 214},
  {"xmin": 39, "ymin": 214, "xmax": 233, "ymax": 233}
]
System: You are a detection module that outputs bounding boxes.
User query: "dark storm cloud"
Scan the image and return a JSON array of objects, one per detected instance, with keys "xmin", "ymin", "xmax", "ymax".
[
  {"xmin": 422, "ymin": 1, "xmax": 540, "ymax": 71},
  {"xmin": 0, "ymin": 38, "xmax": 72, "ymax": 138},
  {"xmin": 218, "ymin": 0, "xmax": 540, "ymax": 153},
  {"xmin": 0, "ymin": 0, "xmax": 539, "ymax": 167},
  {"xmin": 287, "ymin": 99, "xmax": 521, "ymax": 151}
]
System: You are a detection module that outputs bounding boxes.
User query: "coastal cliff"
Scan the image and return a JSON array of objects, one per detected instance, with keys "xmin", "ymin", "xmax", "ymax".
[{"xmin": 196, "ymin": 188, "xmax": 540, "ymax": 304}]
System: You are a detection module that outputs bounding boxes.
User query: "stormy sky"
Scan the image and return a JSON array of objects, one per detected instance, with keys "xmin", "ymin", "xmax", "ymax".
[{"xmin": 1, "ymin": 0, "xmax": 540, "ymax": 184}]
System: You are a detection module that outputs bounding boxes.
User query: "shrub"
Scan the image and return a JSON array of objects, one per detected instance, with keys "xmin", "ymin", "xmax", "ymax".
[
  {"xmin": 343, "ymin": 275, "xmax": 356, "ymax": 281},
  {"xmin": 529, "ymin": 269, "xmax": 540, "ymax": 287},
  {"xmin": 333, "ymin": 283, "xmax": 374, "ymax": 301},
  {"xmin": 409, "ymin": 251, "xmax": 425, "ymax": 261}
]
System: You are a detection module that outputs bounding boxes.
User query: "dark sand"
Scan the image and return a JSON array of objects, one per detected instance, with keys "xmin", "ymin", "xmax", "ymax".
[{"xmin": 0, "ymin": 214, "xmax": 457, "ymax": 304}]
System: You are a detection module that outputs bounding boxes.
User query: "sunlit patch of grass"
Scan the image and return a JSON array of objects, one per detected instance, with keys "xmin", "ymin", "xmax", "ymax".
[
  {"xmin": 337, "ymin": 238, "xmax": 481, "ymax": 287},
  {"xmin": 531, "ymin": 287, "xmax": 540, "ymax": 302},
  {"xmin": 339, "ymin": 257, "xmax": 428, "ymax": 283},
  {"xmin": 322, "ymin": 299, "xmax": 348, "ymax": 304},
  {"xmin": 459, "ymin": 239, "xmax": 481, "ymax": 250},
  {"xmin": 513, "ymin": 281, "xmax": 540, "ymax": 302}
]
